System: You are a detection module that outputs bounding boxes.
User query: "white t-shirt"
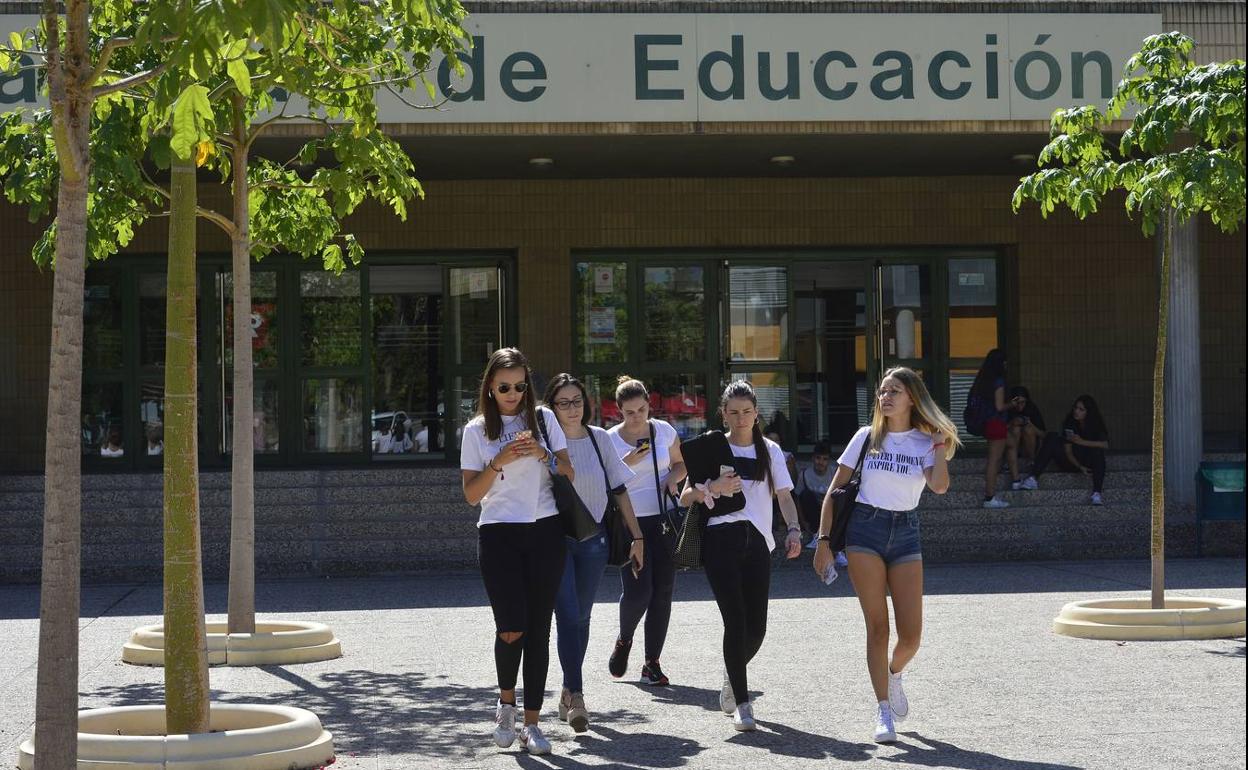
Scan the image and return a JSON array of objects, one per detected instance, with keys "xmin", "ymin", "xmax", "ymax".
[
  {"xmin": 707, "ymin": 437, "xmax": 794, "ymax": 552},
  {"xmin": 609, "ymin": 419, "xmax": 679, "ymax": 518},
  {"xmin": 837, "ymin": 426, "xmax": 937, "ymax": 512},
  {"xmin": 460, "ymin": 406, "xmax": 567, "ymax": 527}
]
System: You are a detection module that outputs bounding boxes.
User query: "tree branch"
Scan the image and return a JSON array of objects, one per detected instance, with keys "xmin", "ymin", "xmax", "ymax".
[
  {"xmin": 86, "ymin": 36, "xmax": 133, "ymax": 87},
  {"xmin": 91, "ymin": 60, "xmax": 170, "ymax": 99}
]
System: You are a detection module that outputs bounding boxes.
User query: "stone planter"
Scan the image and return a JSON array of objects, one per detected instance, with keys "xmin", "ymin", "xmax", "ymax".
[
  {"xmin": 1053, "ymin": 596, "xmax": 1246, "ymax": 640},
  {"xmin": 18, "ymin": 704, "xmax": 334, "ymax": 770},
  {"xmin": 122, "ymin": 620, "xmax": 342, "ymax": 666}
]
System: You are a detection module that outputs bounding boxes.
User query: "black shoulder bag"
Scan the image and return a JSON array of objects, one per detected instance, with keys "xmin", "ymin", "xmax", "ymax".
[
  {"xmin": 649, "ymin": 420, "xmax": 696, "ymax": 567},
  {"xmin": 825, "ymin": 433, "xmax": 871, "ymax": 552},
  {"xmin": 587, "ymin": 428, "xmax": 633, "ymax": 567},
  {"xmin": 536, "ymin": 409, "xmax": 599, "ymax": 542}
]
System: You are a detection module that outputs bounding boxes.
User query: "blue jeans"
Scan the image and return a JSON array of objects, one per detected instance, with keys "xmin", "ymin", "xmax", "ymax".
[
  {"xmin": 844, "ymin": 503, "xmax": 923, "ymax": 566},
  {"xmin": 554, "ymin": 524, "xmax": 609, "ymax": 693}
]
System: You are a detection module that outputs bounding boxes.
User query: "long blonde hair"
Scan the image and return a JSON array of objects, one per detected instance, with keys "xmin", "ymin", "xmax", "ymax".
[{"xmin": 869, "ymin": 367, "xmax": 961, "ymax": 460}]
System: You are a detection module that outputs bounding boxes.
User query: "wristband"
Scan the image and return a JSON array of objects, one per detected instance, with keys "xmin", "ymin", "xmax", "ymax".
[
  {"xmin": 488, "ymin": 461, "xmax": 502, "ymax": 473},
  {"xmin": 817, "ymin": 535, "xmax": 832, "ymax": 542},
  {"xmin": 787, "ymin": 526, "xmax": 801, "ymax": 533}
]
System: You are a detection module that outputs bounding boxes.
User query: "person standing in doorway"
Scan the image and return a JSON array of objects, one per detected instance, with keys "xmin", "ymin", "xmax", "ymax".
[
  {"xmin": 967, "ymin": 349, "xmax": 1012, "ymax": 508},
  {"xmin": 543, "ymin": 373, "xmax": 645, "ymax": 733},
  {"xmin": 813, "ymin": 367, "xmax": 960, "ymax": 744},
  {"xmin": 461, "ymin": 348, "xmax": 573, "ymax": 756},
  {"xmin": 607, "ymin": 376, "xmax": 688, "ymax": 686},
  {"xmin": 681, "ymin": 380, "xmax": 803, "ymax": 732}
]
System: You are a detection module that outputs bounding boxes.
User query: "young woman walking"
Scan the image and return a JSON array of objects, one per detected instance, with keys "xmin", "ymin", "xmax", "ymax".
[
  {"xmin": 607, "ymin": 376, "xmax": 688, "ymax": 686},
  {"xmin": 680, "ymin": 380, "xmax": 803, "ymax": 732},
  {"xmin": 544, "ymin": 374, "xmax": 646, "ymax": 733},
  {"xmin": 461, "ymin": 348, "xmax": 573, "ymax": 755},
  {"xmin": 813, "ymin": 367, "xmax": 960, "ymax": 744}
]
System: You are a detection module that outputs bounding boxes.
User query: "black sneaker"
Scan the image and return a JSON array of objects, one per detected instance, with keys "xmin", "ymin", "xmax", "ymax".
[
  {"xmin": 640, "ymin": 659, "xmax": 670, "ymax": 686},
  {"xmin": 608, "ymin": 638, "xmax": 632, "ymax": 679}
]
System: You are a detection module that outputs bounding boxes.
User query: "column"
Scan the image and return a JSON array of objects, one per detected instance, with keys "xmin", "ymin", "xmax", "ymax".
[{"xmin": 1160, "ymin": 216, "xmax": 1202, "ymax": 508}]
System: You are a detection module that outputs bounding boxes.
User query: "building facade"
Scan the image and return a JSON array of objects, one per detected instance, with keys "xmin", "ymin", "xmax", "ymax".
[{"xmin": 0, "ymin": 2, "xmax": 1245, "ymax": 580}]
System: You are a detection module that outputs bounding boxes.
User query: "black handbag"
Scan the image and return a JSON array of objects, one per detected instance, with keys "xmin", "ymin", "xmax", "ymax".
[
  {"xmin": 649, "ymin": 421, "xmax": 701, "ymax": 569},
  {"xmin": 586, "ymin": 428, "xmax": 633, "ymax": 567},
  {"xmin": 826, "ymin": 434, "xmax": 871, "ymax": 551},
  {"xmin": 536, "ymin": 409, "xmax": 598, "ymax": 542}
]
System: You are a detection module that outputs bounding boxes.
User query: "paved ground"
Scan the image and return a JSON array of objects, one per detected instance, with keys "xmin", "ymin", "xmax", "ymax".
[{"xmin": 2, "ymin": 558, "xmax": 1244, "ymax": 770}]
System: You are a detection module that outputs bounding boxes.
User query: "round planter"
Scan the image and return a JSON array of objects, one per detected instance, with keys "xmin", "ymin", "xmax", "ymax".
[
  {"xmin": 122, "ymin": 620, "xmax": 342, "ymax": 666},
  {"xmin": 18, "ymin": 703, "xmax": 333, "ymax": 770},
  {"xmin": 1053, "ymin": 596, "xmax": 1247, "ymax": 641}
]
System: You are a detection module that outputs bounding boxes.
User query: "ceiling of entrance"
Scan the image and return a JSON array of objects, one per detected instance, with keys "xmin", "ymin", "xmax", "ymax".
[{"xmin": 254, "ymin": 132, "xmax": 1060, "ymax": 180}]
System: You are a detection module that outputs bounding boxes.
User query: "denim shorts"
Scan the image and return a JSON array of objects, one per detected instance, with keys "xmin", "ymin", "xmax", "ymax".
[{"xmin": 844, "ymin": 503, "xmax": 923, "ymax": 566}]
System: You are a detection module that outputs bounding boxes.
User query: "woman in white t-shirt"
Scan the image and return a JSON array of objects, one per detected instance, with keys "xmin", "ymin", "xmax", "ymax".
[
  {"xmin": 606, "ymin": 376, "xmax": 687, "ymax": 687},
  {"xmin": 812, "ymin": 367, "xmax": 960, "ymax": 745},
  {"xmin": 680, "ymin": 380, "xmax": 803, "ymax": 732},
  {"xmin": 461, "ymin": 348, "xmax": 573, "ymax": 756}
]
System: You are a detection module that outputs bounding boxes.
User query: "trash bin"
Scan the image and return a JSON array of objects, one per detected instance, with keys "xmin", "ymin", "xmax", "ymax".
[{"xmin": 1197, "ymin": 461, "xmax": 1245, "ymax": 557}]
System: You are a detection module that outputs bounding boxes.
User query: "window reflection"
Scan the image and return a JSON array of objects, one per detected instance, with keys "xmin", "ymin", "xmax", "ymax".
[
  {"xmin": 139, "ymin": 274, "xmax": 166, "ymax": 368},
  {"xmin": 303, "ymin": 378, "xmax": 362, "ymax": 453},
  {"xmin": 879, "ymin": 265, "xmax": 930, "ymax": 360},
  {"xmin": 371, "ymin": 266, "xmax": 443, "ymax": 456},
  {"xmin": 644, "ymin": 266, "xmax": 705, "ymax": 362},
  {"xmin": 83, "ymin": 274, "xmax": 123, "ymax": 370},
  {"xmin": 575, "ymin": 262, "xmax": 629, "ymax": 364},
  {"xmin": 219, "ymin": 271, "xmax": 279, "ymax": 369},
  {"xmin": 140, "ymin": 381, "xmax": 164, "ymax": 456},
  {"xmin": 301, "ymin": 271, "xmax": 361, "ymax": 367},
  {"xmin": 948, "ymin": 258, "xmax": 999, "ymax": 359},
  {"xmin": 728, "ymin": 267, "xmax": 789, "ymax": 361},
  {"xmin": 83, "ymin": 382, "xmax": 124, "ymax": 457},
  {"xmin": 222, "ymin": 379, "xmax": 280, "ymax": 455}
]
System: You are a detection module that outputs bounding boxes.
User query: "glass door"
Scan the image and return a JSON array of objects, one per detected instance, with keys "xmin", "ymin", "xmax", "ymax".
[
  {"xmin": 722, "ymin": 263, "xmax": 795, "ymax": 445},
  {"xmin": 445, "ymin": 264, "xmax": 507, "ymax": 456},
  {"xmin": 874, "ymin": 261, "xmax": 934, "ymax": 394},
  {"xmin": 793, "ymin": 261, "xmax": 871, "ymax": 452}
]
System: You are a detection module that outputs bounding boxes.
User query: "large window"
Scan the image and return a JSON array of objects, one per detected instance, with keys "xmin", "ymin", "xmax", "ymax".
[{"xmin": 79, "ymin": 254, "xmax": 511, "ymax": 469}]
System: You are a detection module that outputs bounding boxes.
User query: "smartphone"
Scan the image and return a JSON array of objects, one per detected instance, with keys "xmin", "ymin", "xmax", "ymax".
[
  {"xmin": 515, "ymin": 430, "xmax": 532, "ymax": 442},
  {"xmin": 635, "ymin": 437, "xmax": 651, "ymax": 451},
  {"xmin": 1063, "ymin": 428, "xmax": 1075, "ymax": 439},
  {"xmin": 718, "ymin": 464, "xmax": 736, "ymax": 478}
]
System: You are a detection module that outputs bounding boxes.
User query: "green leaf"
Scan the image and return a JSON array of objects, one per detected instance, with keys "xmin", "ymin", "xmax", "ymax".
[
  {"xmin": 170, "ymin": 84, "xmax": 214, "ymax": 161},
  {"xmin": 227, "ymin": 57, "xmax": 252, "ymax": 97}
]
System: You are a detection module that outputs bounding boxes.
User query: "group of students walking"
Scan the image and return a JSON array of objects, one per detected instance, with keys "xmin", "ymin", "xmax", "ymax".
[{"xmin": 460, "ymin": 348, "xmax": 961, "ymax": 754}]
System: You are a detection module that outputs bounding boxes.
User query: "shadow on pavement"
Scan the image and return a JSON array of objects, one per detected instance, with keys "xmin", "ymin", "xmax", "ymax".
[
  {"xmin": 882, "ymin": 732, "xmax": 1084, "ymax": 770},
  {"xmin": 620, "ymin": 681, "xmax": 727, "ymax": 714},
  {"xmin": 1205, "ymin": 642, "xmax": 1245, "ymax": 657},
  {"xmin": 513, "ymin": 724, "xmax": 704, "ymax": 769},
  {"xmin": 733, "ymin": 719, "xmax": 875, "ymax": 762}
]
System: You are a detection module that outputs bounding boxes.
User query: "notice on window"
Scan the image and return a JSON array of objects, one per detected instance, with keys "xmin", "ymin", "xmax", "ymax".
[
  {"xmin": 959, "ymin": 272, "xmax": 985, "ymax": 287},
  {"xmin": 594, "ymin": 266, "xmax": 614, "ymax": 294},
  {"xmin": 588, "ymin": 307, "xmax": 616, "ymax": 344},
  {"xmin": 469, "ymin": 270, "xmax": 490, "ymax": 299}
]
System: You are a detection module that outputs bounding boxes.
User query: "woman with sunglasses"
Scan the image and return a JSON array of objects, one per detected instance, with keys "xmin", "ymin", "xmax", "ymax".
[
  {"xmin": 543, "ymin": 374, "xmax": 645, "ymax": 734},
  {"xmin": 607, "ymin": 375, "xmax": 688, "ymax": 686},
  {"xmin": 461, "ymin": 348, "xmax": 574, "ymax": 755}
]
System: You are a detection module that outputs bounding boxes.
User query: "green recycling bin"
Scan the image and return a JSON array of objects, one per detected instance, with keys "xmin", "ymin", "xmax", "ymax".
[{"xmin": 1197, "ymin": 461, "xmax": 1245, "ymax": 557}]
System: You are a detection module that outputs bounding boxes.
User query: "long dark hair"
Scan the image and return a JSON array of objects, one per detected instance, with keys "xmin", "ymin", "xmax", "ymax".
[
  {"xmin": 476, "ymin": 348, "xmax": 538, "ymax": 441},
  {"xmin": 1068, "ymin": 394, "xmax": 1108, "ymax": 440},
  {"xmin": 970, "ymin": 348, "xmax": 1008, "ymax": 401},
  {"xmin": 543, "ymin": 373, "xmax": 592, "ymax": 427},
  {"xmin": 720, "ymin": 380, "xmax": 774, "ymax": 495}
]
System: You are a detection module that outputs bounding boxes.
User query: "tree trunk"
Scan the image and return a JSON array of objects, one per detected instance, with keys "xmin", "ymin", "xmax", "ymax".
[
  {"xmin": 227, "ymin": 96, "xmax": 256, "ymax": 634},
  {"xmin": 34, "ymin": 1, "xmax": 89, "ymax": 767},
  {"xmin": 1150, "ymin": 210, "xmax": 1174, "ymax": 610},
  {"xmin": 163, "ymin": 153, "xmax": 210, "ymax": 734}
]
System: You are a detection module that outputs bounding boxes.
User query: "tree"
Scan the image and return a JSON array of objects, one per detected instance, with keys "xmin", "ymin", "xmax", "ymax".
[
  {"xmin": 0, "ymin": 1, "xmax": 173, "ymax": 763},
  {"xmin": 1012, "ymin": 32, "xmax": 1245, "ymax": 609},
  {"xmin": 124, "ymin": 0, "xmax": 465, "ymax": 633}
]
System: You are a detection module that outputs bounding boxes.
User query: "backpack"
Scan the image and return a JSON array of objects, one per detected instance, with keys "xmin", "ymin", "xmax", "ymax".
[{"xmin": 963, "ymin": 393, "xmax": 993, "ymax": 437}]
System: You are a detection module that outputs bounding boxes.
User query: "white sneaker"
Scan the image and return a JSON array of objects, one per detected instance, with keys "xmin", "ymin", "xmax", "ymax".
[
  {"xmin": 1090, "ymin": 492, "xmax": 1104, "ymax": 506},
  {"xmin": 520, "ymin": 724, "xmax": 552, "ymax": 755},
  {"xmin": 733, "ymin": 701, "xmax": 756, "ymax": 732},
  {"xmin": 720, "ymin": 671, "xmax": 735, "ymax": 715},
  {"xmin": 493, "ymin": 700, "xmax": 517, "ymax": 748},
  {"xmin": 873, "ymin": 702, "xmax": 897, "ymax": 743},
  {"xmin": 888, "ymin": 669, "xmax": 909, "ymax": 723},
  {"xmin": 1011, "ymin": 476, "xmax": 1039, "ymax": 491},
  {"xmin": 982, "ymin": 496, "xmax": 1010, "ymax": 509},
  {"xmin": 835, "ymin": 551, "xmax": 849, "ymax": 568}
]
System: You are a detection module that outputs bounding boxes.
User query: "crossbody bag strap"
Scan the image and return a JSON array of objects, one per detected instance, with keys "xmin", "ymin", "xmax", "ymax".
[
  {"xmin": 649, "ymin": 420, "xmax": 665, "ymax": 515},
  {"xmin": 534, "ymin": 407, "xmax": 555, "ymax": 472},
  {"xmin": 849, "ymin": 429, "xmax": 871, "ymax": 484},
  {"xmin": 585, "ymin": 427, "xmax": 615, "ymax": 497}
]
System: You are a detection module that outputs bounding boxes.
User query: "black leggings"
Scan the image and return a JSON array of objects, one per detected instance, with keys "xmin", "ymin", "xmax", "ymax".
[
  {"xmin": 1033, "ymin": 432, "xmax": 1107, "ymax": 493},
  {"xmin": 478, "ymin": 515, "xmax": 567, "ymax": 711},
  {"xmin": 618, "ymin": 514, "xmax": 677, "ymax": 661},
  {"xmin": 702, "ymin": 521, "xmax": 771, "ymax": 706}
]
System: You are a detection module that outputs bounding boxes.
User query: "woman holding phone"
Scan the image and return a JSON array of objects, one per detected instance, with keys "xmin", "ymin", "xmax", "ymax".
[
  {"xmin": 812, "ymin": 367, "xmax": 960, "ymax": 744},
  {"xmin": 680, "ymin": 380, "xmax": 803, "ymax": 732},
  {"xmin": 543, "ymin": 374, "xmax": 645, "ymax": 733},
  {"xmin": 461, "ymin": 348, "xmax": 573, "ymax": 755},
  {"xmin": 1029, "ymin": 394, "xmax": 1110, "ymax": 504},
  {"xmin": 607, "ymin": 376, "xmax": 688, "ymax": 686}
]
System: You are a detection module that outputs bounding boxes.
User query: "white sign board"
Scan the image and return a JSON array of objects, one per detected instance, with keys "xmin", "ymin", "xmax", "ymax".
[{"xmin": 1, "ymin": 13, "xmax": 1160, "ymax": 122}]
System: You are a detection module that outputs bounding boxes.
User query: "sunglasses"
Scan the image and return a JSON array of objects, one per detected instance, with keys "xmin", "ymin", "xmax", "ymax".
[{"xmin": 494, "ymin": 382, "xmax": 528, "ymax": 395}]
